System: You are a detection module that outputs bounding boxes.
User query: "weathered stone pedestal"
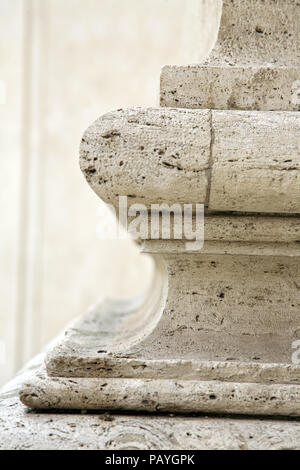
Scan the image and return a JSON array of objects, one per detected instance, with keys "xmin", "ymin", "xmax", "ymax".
[{"xmin": 20, "ymin": 0, "xmax": 300, "ymax": 416}]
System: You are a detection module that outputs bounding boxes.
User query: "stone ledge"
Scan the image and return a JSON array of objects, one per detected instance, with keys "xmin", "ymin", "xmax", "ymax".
[
  {"xmin": 80, "ymin": 108, "xmax": 300, "ymax": 214},
  {"xmin": 44, "ymin": 299, "xmax": 300, "ymax": 383},
  {"xmin": 19, "ymin": 368, "xmax": 300, "ymax": 417},
  {"xmin": 15, "ymin": 298, "xmax": 300, "ymax": 416},
  {"xmin": 160, "ymin": 66, "xmax": 300, "ymax": 111},
  {"xmin": 1, "ymin": 351, "xmax": 300, "ymax": 449},
  {"xmin": 2, "ymin": 366, "xmax": 300, "ymax": 450}
]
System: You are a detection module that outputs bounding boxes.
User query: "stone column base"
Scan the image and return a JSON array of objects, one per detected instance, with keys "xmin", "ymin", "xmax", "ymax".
[{"xmin": 19, "ymin": 296, "xmax": 300, "ymax": 416}]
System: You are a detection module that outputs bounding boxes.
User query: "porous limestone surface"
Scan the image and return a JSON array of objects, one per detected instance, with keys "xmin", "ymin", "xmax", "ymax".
[
  {"xmin": 80, "ymin": 107, "xmax": 211, "ymax": 207},
  {"xmin": 160, "ymin": 65, "xmax": 300, "ymax": 111},
  {"xmin": 205, "ymin": 0, "xmax": 300, "ymax": 68},
  {"xmin": 43, "ymin": 247, "xmax": 300, "ymax": 369},
  {"xmin": 80, "ymin": 108, "xmax": 300, "ymax": 214},
  {"xmin": 44, "ymin": 298, "xmax": 300, "ymax": 384},
  {"xmin": 210, "ymin": 111, "xmax": 300, "ymax": 213},
  {"xmin": 19, "ymin": 367, "xmax": 300, "ymax": 417},
  {"xmin": 160, "ymin": 0, "xmax": 300, "ymax": 110},
  {"xmin": 133, "ymin": 253, "xmax": 300, "ymax": 362},
  {"xmin": 18, "ymin": 298, "xmax": 299, "ymax": 416},
  {"xmin": 140, "ymin": 214, "xmax": 300, "ymax": 244},
  {"xmin": 1, "ymin": 361, "xmax": 300, "ymax": 450}
]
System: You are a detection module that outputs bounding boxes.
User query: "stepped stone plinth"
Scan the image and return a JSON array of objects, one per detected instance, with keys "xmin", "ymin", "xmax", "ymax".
[{"xmin": 20, "ymin": 0, "xmax": 300, "ymax": 416}]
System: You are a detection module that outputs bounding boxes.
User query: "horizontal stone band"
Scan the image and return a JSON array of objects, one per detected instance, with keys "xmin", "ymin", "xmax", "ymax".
[
  {"xmin": 19, "ymin": 369, "xmax": 300, "ymax": 416},
  {"xmin": 80, "ymin": 107, "xmax": 300, "ymax": 214},
  {"xmin": 160, "ymin": 66, "xmax": 300, "ymax": 111}
]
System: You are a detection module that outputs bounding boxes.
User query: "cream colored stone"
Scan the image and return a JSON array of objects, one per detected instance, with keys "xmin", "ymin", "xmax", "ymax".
[
  {"xmin": 2, "ymin": 355, "xmax": 300, "ymax": 449},
  {"xmin": 19, "ymin": 0, "xmax": 300, "ymax": 421},
  {"xmin": 209, "ymin": 111, "xmax": 300, "ymax": 213},
  {"xmin": 19, "ymin": 368, "xmax": 300, "ymax": 416},
  {"xmin": 161, "ymin": 65, "xmax": 300, "ymax": 111},
  {"xmin": 160, "ymin": 0, "xmax": 300, "ymax": 110},
  {"xmin": 80, "ymin": 108, "xmax": 300, "ymax": 214},
  {"xmin": 44, "ymin": 297, "xmax": 300, "ymax": 384},
  {"xmin": 204, "ymin": 215, "xmax": 300, "ymax": 243},
  {"xmin": 34, "ymin": 259, "xmax": 300, "ymax": 414},
  {"xmin": 135, "ymin": 213, "xmax": 300, "ymax": 243},
  {"xmin": 205, "ymin": 0, "xmax": 299, "ymax": 67},
  {"xmin": 80, "ymin": 107, "xmax": 211, "ymax": 208}
]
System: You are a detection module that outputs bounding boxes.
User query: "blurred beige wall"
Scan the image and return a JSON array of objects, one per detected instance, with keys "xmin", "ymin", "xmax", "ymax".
[{"xmin": 0, "ymin": 0, "xmax": 219, "ymax": 386}]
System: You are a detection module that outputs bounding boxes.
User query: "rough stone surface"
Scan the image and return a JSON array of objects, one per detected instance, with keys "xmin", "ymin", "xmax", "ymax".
[
  {"xmin": 24, "ymin": 213, "xmax": 300, "ymax": 414},
  {"xmin": 19, "ymin": 367, "xmax": 300, "ymax": 416},
  {"xmin": 210, "ymin": 111, "xmax": 300, "ymax": 213},
  {"xmin": 202, "ymin": 214, "xmax": 300, "ymax": 243},
  {"xmin": 44, "ymin": 298, "xmax": 300, "ymax": 383},
  {"xmin": 80, "ymin": 107, "xmax": 211, "ymax": 208},
  {"xmin": 1, "ymin": 357, "xmax": 300, "ymax": 449},
  {"xmin": 18, "ymin": 0, "xmax": 300, "ymax": 422},
  {"xmin": 135, "ymin": 214, "xmax": 300, "ymax": 246},
  {"xmin": 160, "ymin": 0, "xmax": 300, "ymax": 110},
  {"xmin": 160, "ymin": 65, "xmax": 300, "ymax": 111},
  {"xmin": 144, "ymin": 240, "xmax": 300, "ymax": 258},
  {"xmin": 80, "ymin": 108, "xmax": 300, "ymax": 214},
  {"xmin": 136, "ymin": 254, "xmax": 300, "ymax": 362},
  {"xmin": 18, "ymin": 293, "xmax": 300, "ymax": 414},
  {"xmin": 203, "ymin": 0, "xmax": 300, "ymax": 67}
]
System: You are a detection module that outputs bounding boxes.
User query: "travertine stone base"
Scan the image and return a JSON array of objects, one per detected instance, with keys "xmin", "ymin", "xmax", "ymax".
[
  {"xmin": 20, "ymin": 293, "xmax": 300, "ymax": 415},
  {"xmin": 44, "ymin": 299, "xmax": 300, "ymax": 382},
  {"xmin": 19, "ymin": 213, "xmax": 300, "ymax": 413},
  {"xmin": 19, "ymin": 367, "xmax": 300, "ymax": 416},
  {"xmin": 3, "ymin": 355, "xmax": 300, "ymax": 449},
  {"xmin": 19, "ymin": 0, "xmax": 300, "ymax": 418}
]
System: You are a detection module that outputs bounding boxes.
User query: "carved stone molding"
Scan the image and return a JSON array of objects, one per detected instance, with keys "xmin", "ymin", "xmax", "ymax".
[
  {"xmin": 20, "ymin": 0, "xmax": 300, "ymax": 415},
  {"xmin": 161, "ymin": 0, "xmax": 300, "ymax": 110}
]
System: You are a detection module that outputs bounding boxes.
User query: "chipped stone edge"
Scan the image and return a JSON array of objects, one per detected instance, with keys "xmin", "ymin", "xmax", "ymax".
[{"xmin": 19, "ymin": 367, "xmax": 300, "ymax": 416}]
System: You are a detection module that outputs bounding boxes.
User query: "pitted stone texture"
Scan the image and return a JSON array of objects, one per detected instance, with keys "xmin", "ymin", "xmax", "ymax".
[
  {"xmin": 145, "ymin": 240, "xmax": 300, "ymax": 258},
  {"xmin": 44, "ymin": 297, "xmax": 300, "ymax": 386},
  {"xmin": 160, "ymin": 0, "xmax": 300, "ymax": 110},
  {"xmin": 19, "ymin": 368, "xmax": 300, "ymax": 417},
  {"xmin": 80, "ymin": 107, "xmax": 211, "ymax": 208},
  {"xmin": 17, "ymin": 274, "xmax": 300, "ymax": 415},
  {"xmin": 80, "ymin": 108, "xmax": 300, "ymax": 214},
  {"xmin": 203, "ymin": 215, "xmax": 300, "ymax": 243},
  {"xmin": 209, "ymin": 111, "xmax": 300, "ymax": 213},
  {"xmin": 129, "ymin": 253, "xmax": 300, "ymax": 364},
  {"xmin": 1, "ymin": 359, "xmax": 300, "ymax": 450},
  {"xmin": 206, "ymin": 0, "xmax": 300, "ymax": 67},
  {"xmin": 131, "ymin": 214, "xmax": 300, "ymax": 245},
  {"xmin": 160, "ymin": 66, "xmax": 300, "ymax": 111}
]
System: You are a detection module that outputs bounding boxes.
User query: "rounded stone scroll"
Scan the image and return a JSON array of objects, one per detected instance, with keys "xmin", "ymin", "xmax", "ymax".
[{"xmin": 80, "ymin": 107, "xmax": 300, "ymax": 214}]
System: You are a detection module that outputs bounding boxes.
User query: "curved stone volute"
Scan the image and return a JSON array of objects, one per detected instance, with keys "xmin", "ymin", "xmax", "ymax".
[{"xmin": 79, "ymin": 107, "xmax": 211, "ymax": 210}]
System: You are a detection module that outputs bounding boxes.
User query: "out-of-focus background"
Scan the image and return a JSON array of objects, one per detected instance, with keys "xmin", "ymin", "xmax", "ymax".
[{"xmin": 0, "ymin": 0, "xmax": 218, "ymax": 387}]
